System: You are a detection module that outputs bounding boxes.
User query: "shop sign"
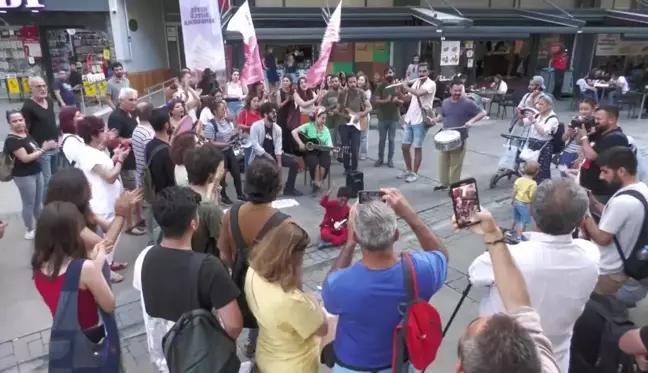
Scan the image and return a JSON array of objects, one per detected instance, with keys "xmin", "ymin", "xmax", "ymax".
[
  {"xmin": 0, "ymin": 0, "xmax": 45, "ymax": 9},
  {"xmin": 596, "ymin": 34, "xmax": 648, "ymax": 56}
]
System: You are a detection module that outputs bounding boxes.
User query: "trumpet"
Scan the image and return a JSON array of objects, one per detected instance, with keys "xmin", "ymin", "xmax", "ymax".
[{"xmin": 385, "ymin": 77, "xmax": 424, "ymax": 89}]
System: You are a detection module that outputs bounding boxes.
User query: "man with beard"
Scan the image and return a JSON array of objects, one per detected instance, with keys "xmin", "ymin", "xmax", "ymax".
[
  {"xmin": 105, "ymin": 62, "xmax": 131, "ymax": 110},
  {"xmin": 249, "ymin": 102, "xmax": 302, "ymax": 196},
  {"xmin": 579, "ymin": 106, "xmax": 629, "ymax": 205},
  {"xmin": 374, "ymin": 67, "xmax": 403, "ymax": 168},
  {"xmin": 337, "ymin": 75, "xmax": 372, "ymax": 175},
  {"xmin": 581, "ymin": 146, "xmax": 648, "ymax": 298},
  {"xmin": 322, "ymin": 75, "xmax": 342, "ymax": 153}
]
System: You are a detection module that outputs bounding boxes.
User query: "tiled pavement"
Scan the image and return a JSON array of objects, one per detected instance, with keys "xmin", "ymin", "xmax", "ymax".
[{"xmin": 0, "ymin": 197, "xmax": 513, "ymax": 372}]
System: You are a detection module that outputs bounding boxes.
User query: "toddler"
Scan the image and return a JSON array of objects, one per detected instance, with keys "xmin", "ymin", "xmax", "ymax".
[{"xmin": 511, "ymin": 161, "xmax": 539, "ymax": 241}]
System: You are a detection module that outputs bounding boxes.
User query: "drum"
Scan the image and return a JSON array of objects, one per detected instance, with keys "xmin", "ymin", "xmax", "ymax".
[{"xmin": 433, "ymin": 130, "xmax": 462, "ymax": 152}]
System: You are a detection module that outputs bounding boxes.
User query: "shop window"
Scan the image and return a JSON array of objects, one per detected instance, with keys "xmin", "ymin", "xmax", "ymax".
[
  {"xmin": 0, "ymin": 26, "xmax": 43, "ymax": 100},
  {"xmin": 367, "ymin": 0, "xmax": 393, "ymax": 6}
]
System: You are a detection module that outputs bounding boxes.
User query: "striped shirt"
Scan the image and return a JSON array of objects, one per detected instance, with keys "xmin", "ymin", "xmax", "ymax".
[{"xmin": 131, "ymin": 123, "xmax": 155, "ymax": 187}]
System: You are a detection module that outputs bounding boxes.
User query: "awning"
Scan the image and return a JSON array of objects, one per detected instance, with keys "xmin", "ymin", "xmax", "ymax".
[{"xmin": 605, "ymin": 9, "xmax": 648, "ymax": 25}]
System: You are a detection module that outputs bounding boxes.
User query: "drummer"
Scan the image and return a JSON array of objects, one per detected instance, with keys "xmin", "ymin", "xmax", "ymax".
[{"xmin": 431, "ymin": 80, "xmax": 486, "ymax": 191}]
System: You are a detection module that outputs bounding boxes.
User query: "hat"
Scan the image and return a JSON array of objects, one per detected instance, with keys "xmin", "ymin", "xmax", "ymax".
[
  {"xmin": 308, "ymin": 106, "xmax": 327, "ymax": 121},
  {"xmin": 530, "ymin": 76, "xmax": 545, "ymax": 89}
]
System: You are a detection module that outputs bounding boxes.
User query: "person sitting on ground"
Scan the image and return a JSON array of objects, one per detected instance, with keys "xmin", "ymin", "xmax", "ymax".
[
  {"xmin": 456, "ymin": 209, "xmax": 561, "ymax": 373},
  {"xmin": 133, "ymin": 186, "xmax": 243, "ymax": 372},
  {"xmin": 184, "ymin": 145, "xmax": 226, "ymax": 256},
  {"xmin": 321, "ymin": 188, "xmax": 448, "ymax": 372},
  {"xmin": 318, "ymin": 186, "xmax": 351, "ymax": 249},
  {"xmin": 469, "ymin": 178, "xmax": 600, "ymax": 373},
  {"xmin": 510, "ymin": 161, "xmax": 538, "ymax": 241},
  {"xmin": 246, "ymin": 220, "xmax": 329, "ymax": 373}
]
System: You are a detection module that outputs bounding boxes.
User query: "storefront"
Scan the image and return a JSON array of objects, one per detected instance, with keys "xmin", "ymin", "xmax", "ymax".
[
  {"xmin": 0, "ymin": 0, "xmax": 112, "ymax": 101},
  {"xmin": 593, "ymin": 34, "xmax": 648, "ymax": 72}
]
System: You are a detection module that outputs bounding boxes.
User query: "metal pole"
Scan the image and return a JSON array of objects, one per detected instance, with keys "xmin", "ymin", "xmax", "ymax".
[{"xmin": 80, "ymin": 84, "xmax": 87, "ymax": 114}]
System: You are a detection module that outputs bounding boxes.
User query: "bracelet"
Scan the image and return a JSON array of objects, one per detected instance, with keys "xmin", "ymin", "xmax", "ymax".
[{"xmin": 485, "ymin": 238, "xmax": 506, "ymax": 245}]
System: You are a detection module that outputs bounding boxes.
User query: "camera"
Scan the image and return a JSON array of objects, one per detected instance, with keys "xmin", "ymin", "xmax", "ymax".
[{"xmin": 569, "ymin": 115, "xmax": 595, "ymax": 132}]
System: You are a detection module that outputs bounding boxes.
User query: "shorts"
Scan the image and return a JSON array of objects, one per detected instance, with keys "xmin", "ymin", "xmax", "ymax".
[
  {"xmin": 120, "ymin": 169, "xmax": 137, "ymax": 191},
  {"xmin": 402, "ymin": 122, "xmax": 426, "ymax": 148},
  {"xmin": 513, "ymin": 201, "xmax": 531, "ymax": 225}
]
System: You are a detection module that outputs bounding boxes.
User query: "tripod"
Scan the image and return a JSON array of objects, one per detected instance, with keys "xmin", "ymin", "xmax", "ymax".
[{"xmin": 443, "ymin": 282, "xmax": 473, "ymax": 337}]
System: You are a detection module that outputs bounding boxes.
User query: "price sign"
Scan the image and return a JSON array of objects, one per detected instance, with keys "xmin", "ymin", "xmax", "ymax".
[
  {"xmin": 21, "ymin": 77, "xmax": 30, "ymax": 93},
  {"xmin": 98, "ymin": 80, "xmax": 107, "ymax": 96},
  {"xmin": 83, "ymin": 81, "xmax": 97, "ymax": 96},
  {"xmin": 6, "ymin": 78, "xmax": 20, "ymax": 94}
]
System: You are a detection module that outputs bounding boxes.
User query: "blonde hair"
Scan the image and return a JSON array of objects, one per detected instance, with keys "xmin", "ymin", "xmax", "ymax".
[
  {"xmin": 249, "ymin": 221, "xmax": 310, "ymax": 291},
  {"xmin": 524, "ymin": 161, "xmax": 539, "ymax": 176}
]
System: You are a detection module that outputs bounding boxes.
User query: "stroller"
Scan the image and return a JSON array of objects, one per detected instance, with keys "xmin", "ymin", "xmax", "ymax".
[{"xmin": 489, "ymin": 115, "xmax": 551, "ymax": 189}]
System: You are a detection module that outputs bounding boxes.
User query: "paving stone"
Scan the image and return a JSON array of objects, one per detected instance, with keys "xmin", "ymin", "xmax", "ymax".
[
  {"xmin": 0, "ymin": 343, "xmax": 12, "ymax": 359},
  {"xmin": 26, "ymin": 340, "xmax": 45, "ymax": 359},
  {"xmin": 11, "ymin": 340, "xmax": 29, "ymax": 364},
  {"xmin": 0, "ymin": 355, "xmax": 17, "ymax": 371},
  {"xmin": 39, "ymin": 330, "xmax": 50, "ymax": 346}
]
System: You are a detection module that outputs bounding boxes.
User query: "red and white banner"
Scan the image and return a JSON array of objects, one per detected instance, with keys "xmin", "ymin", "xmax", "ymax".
[
  {"xmin": 306, "ymin": 1, "xmax": 342, "ymax": 89},
  {"xmin": 226, "ymin": 0, "xmax": 264, "ymax": 85}
]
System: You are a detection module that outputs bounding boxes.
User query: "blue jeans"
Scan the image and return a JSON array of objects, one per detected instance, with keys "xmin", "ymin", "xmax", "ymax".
[
  {"xmin": 13, "ymin": 173, "xmax": 43, "ymax": 231},
  {"xmin": 377, "ymin": 119, "xmax": 399, "ymax": 161},
  {"xmin": 402, "ymin": 122, "xmax": 426, "ymax": 149},
  {"xmin": 559, "ymin": 151, "xmax": 580, "ymax": 177},
  {"xmin": 38, "ymin": 150, "xmax": 58, "ymax": 200},
  {"xmin": 581, "ymin": 90, "xmax": 598, "ymax": 103},
  {"xmin": 144, "ymin": 202, "xmax": 158, "ymax": 246},
  {"xmin": 616, "ymin": 278, "xmax": 648, "ymax": 307},
  {"xmin": 513, "ymin": 201, "xmax": 531, "ymax": 226},
  {"xmin": 359, "ymin": 128, "xmax": 369, "ymax": 158}
]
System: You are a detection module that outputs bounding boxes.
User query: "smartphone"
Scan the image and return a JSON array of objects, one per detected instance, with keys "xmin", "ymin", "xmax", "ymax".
[
  {"xmin": 450, "ymin": 178, "xmax": 481, "ymax": 228},
  {"xmin": 358, "ymin": 190, "xmax": 385, "ymax": 204}
]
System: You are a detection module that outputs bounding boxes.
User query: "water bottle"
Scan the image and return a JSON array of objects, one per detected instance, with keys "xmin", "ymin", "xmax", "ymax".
[{"xmin": 637, "ymin": 245, "xmax": 648, "ymax": 261}]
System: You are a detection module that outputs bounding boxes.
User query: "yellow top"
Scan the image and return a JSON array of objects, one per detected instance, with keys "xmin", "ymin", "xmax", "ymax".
[
  {"xmin": 514, "ymin": 176, "xmax": 537, "ymax": 204},
  {"xmin": 245, "ymin": 268, "xmax": 323, "ymax": 373}
]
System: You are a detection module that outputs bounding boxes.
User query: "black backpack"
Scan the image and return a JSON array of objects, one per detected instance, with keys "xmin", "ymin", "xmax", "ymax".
[
  {"xmin": 230, "ymin": 203, "xmax": 289, "ymax": 328},
  {"xmin": 161, "ymin": 253, "xmax": 240, "ymax": 373},
  {"xmin": 613, "ymin": 190, "xmax": 648, "ymax": 280},
  {"xmin": 142, "ymin": 144, "xmax": 169, "ymax": 203},
  {"xmin": 58, "ymin": 135, "xmax": 82, "ymax": 170},
  {"xmin": 545, "ymin": 114, "xmax": 566, "ymax": 155},
  {"xmin": 570, "ymin": 293, "xmax": 637, "ymax": 373}
]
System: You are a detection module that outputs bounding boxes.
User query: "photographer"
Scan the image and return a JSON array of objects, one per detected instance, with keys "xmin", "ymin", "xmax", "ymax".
[
  {"xmin": 457, "ymin": 209, "xmax": 561, "ymax": 373},
  {"xmin": 469, "ymin": 178, "xmax": 599, "ymax": 373},
  {"xmin": 560, "ymin": 99, "xmax": 596, "ymax": 176},
  {"xmin": 579, "ymin": 105, "xmax": 629, "ymax": 204}
]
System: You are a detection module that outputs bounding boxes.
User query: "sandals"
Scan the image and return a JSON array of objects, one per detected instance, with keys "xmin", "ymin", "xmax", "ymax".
[
  {"xmin": 125, "ymin": 226, "xmax": 146, "ymax": 236},
  {"xmin": 110, "ymin": 261, "xmax": 128, "ymax": 271},
  {"xmin": 110, "ymin": 271, "xmax": 124, "ymax": 284}
]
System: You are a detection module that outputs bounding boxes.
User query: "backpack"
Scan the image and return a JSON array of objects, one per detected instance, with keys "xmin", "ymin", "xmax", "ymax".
[
  {"xmin": 0, "ymin": 135, "xmax": 18, "ymax": 182},
  {"xmin": 391, "ymin": 252, "xmax": 443, "ymax": 373},
  {"xmin": 230, "ymin": 203, "xmax": 289, "ymax": 328},
  {"xmin": 142, "ymin": 144, "xmax": 169, "ymax": 203},
  {"xmin": 161, "ymin": 253, "xmax": 241, "ymax": 373},
  {"xmin": 569, "ymin": 292, "xmax": 637, "ymax": 373},
  {"xmin": 58, "ymin": 135, "xmax": 82, "ymax": 170},
  {"xmin": 612, "ymin": 190, "xmax": 648, "ymax": 280},
  {"xmin": 544, "ymin": 114, "xmax": 566, "ymax": 155}
]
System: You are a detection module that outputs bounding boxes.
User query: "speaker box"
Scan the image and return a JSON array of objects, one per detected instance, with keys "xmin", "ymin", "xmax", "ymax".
[{"xmin": 346, "ymin": 171, "xmax": 364, "ymax": 198}]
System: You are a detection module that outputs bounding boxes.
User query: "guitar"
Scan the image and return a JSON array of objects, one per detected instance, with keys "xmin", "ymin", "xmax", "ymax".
[
  {"xmin": 294, "ymin": 132, "xmax": 347, "ymax": 157},
  {"xmin": 344, "ymin": 109, "xmax": 368, "ymax": 131},
  {"xmin": 333, "ymin": 218, "xmax": 347, "ymax": 231}
]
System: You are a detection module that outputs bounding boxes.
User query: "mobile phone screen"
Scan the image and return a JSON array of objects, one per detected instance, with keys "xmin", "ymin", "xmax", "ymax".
[
  {"xmin": 358, "ymin": 191, "xmax": 384, "ymax": 204},
  {"xmin": 450, "ymin": 179, "xmax": 481, "ymax": 228}
]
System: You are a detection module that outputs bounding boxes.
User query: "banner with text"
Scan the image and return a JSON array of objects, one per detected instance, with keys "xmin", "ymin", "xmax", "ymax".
[
  {"xmin": 306, "ymin": 1, "xmax": 342, "ymax": 89},
  {"xmin": 226, "ymin": 0, "xmax": 264, "ymax": 85},
  {"xmin": 180, "ymin": 0, "xmax": 226, "ymax": 73}
]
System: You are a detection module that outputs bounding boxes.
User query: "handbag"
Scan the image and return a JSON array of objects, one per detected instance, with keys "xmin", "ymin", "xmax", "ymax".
[
  {"xmin": 414, "ymin": 79, "xmax": 436, "ymax": 128},
  {"xmin": 498, "ymin": 144, "xmax": 519, "ymax": 170}
]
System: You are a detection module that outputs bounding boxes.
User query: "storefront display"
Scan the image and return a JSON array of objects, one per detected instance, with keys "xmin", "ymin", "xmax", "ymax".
[
  {"xmin": 0, "ymin": 26, "xmax": 42, "ymax": 99},
  {"xmin": 593, "ymin": 34, "xmax": 648, "ymax": 72}
]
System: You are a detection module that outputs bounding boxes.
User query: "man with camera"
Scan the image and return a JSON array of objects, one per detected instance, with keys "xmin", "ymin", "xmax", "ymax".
[{"xmin": 579, "ymin": 105, "xmax": 629, "ymax": 204}]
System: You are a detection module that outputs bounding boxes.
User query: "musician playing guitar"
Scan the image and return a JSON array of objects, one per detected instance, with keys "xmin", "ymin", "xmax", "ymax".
[
  {"xmin": 317, "ymin": 186, "xmax": 351, "ymax": 249},
  {"xmin": 336, "ymin": 74, "xmax": 372, "ymax": 175},
  {"xmin": 291, "ymin": 107, "xmax": 334, "ymax": 194}
]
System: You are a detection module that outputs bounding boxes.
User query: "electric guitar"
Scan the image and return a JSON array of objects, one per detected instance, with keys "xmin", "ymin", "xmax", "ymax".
[{"xmin": 344, "ymin": 109, "xmax": 368, "ymax": 131}]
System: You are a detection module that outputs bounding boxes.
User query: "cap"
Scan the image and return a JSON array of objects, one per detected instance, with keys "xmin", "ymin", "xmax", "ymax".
[{"xmin": 530, "ymin": 75, "xmax": 545, "ymax": 88}]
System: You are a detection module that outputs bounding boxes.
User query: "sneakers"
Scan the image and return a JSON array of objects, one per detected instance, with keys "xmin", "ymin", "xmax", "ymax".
[
  {"xmin": 397, "ymin": 171, "xmax": 411, "ymax": 179},
  {"xmin": 24, "ymin": 230, "xmax": 35, "ymax": 240},
  {"xmin": 406, "ymin": 173, "xmax": 418, "ymax": 183},
  {"xmin": 374, "ymin": 160, "xmax": 383, "ymax": 167},
  {"xmin": 283, "ymin": 188, "xmax": 304, "ymax": 197}
]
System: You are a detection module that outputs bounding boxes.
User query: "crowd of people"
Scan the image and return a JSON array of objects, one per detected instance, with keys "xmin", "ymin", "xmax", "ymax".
[{"xmin": 4, "ymin": 58, "xmax": 648, "ymax": 373}]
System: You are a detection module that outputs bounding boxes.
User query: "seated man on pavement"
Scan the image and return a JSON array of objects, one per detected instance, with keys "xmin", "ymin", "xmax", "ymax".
[
  {"xmin": 457, "ymin": 209, "xmax": 561, "ymax": 373},
  {"xmin": 322, "ymin": 188, "xmax": 448, "ymax": 372},
  {"xmin": 469, "ymin": 178, "xmax": 600, "ymax": 373}
]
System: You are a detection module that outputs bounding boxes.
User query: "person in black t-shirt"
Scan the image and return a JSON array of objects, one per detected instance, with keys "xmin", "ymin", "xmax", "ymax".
[
  {"xmin": 3, "ymin": 110, "xmax": 58, "ymax": 238},
  {"xmin": 136, "ymin": 186, "xmax": 242, "ymax": 340},
  {"xmin": 143, "ymin": 108, "xmax": 175, "ymax": 244},
  {"xmin": 579, "ymin": 105, "xmax": 629, "ymax": 204},
  {"xmin": 21, "ymin": 76, "xmax": 59, "ymax": 199}
]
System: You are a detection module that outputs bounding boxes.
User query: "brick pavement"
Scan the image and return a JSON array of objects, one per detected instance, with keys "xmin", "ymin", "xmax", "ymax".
[{"xmin": 0, "ymin": 198, "xmax": 513, "ymax": 372}]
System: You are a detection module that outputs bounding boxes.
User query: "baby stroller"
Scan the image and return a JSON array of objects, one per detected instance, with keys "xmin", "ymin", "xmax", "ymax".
[{"xmin": 489, "ymin": 116, "xmax": 530, "ymax": 189}]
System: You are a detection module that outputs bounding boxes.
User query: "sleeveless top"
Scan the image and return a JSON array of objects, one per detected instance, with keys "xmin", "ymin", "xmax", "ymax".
[{"xmin": 227, "ymin": 82, "xmax": 244, "ymax": 99}]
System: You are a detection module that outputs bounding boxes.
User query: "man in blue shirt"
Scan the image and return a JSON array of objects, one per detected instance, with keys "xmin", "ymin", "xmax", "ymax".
[{"xmin": 322, "ymin": 188, "xmax": 449, "ymax": 372}]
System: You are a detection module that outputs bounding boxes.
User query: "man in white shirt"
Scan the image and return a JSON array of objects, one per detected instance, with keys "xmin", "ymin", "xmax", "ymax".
[
  {"xmin": 582, "ymin": 146, "xmax": 648, "ymax": 301},
  {"xmin": 469, "ymin": 178, "xmax": 600, "ymax": 373},
  {"xmin": 399, "ymin": 62, "xmax": 436, "ymax": 183},
  {"xmin": 576, "ymin": 73, "xmax": 598, "ymax": 102},
  {"xmin": 609, "ymin": 73, "xmax": 630, "ymax": 105}
]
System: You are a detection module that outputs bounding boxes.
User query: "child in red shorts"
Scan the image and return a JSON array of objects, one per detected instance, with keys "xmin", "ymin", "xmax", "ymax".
[{"xmin": 318, "ymin": 187, "xmax": 351, "ymax": 249}]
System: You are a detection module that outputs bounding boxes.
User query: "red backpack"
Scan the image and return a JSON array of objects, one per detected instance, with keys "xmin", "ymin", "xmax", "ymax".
[{"xmin": 391, "ymin": 252, "xmax": 443, "ymax": 372}]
